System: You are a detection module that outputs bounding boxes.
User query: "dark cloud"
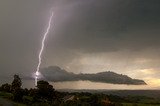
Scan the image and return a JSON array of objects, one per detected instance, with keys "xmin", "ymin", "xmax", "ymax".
[
  {"xmin": 0, "ymin": 0, "xmax": 160, "ymax": 88},
  {"xmin": 49, "ymin": 0, "xmax": 160, "ymax": 52},
  {"xmin": 39, "ymin": 66, "xmax": 146, "ymax": 85}
]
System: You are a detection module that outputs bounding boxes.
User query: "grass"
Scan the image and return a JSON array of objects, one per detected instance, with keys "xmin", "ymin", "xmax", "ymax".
[
  {"xmin": 123, "ymin": 103, "xmax": 160, "ymax": 106},
  {"xmin": 13, "ymin": 102, "xmax": 26, "ymax": 106},
  {"xmin": 0, "ymin": 91, "xmax": 13, "ymax": 99},
  {"xmin": 0, "ymin": 92, "xmax": 26, "ymax": 106}
]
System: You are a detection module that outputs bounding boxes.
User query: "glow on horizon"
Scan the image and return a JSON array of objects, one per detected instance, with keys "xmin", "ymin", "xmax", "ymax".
[{"xmin": 35, "ymin": 11, "xmax": 54, "ymax": 86}]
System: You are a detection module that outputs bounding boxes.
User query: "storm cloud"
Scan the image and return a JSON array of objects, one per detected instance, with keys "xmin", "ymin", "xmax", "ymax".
[
  {"xmin": 39, "ymin": 66, "xmax": 146, "ymax": 85},
  {"xmin": 0, "ymin": 0, "xmax": 160, "ymax": 88}
]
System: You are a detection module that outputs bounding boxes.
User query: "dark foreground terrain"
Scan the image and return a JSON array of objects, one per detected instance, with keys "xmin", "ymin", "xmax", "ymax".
[
  {"xmin": 1, "ymin": 90, "xmax": 160, "ymax": 106},
  {"xmin": 0, "ymin": 75, "xmax": 160, "ymax": 106},
  {"xmin": 59, "ymin": 89, "xmax": 160, "ymax": 98}
]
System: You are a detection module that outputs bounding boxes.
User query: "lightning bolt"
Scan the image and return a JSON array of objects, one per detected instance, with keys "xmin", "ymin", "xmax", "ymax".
[{"xmin": 35, "ymin": 11, "xmax": 54, "ymax": 86}]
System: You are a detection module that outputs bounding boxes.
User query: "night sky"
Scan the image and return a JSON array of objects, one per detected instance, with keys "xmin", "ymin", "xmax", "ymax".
[{"xmin": 0, "ymin": 0, "xmax": 160, "ymax": 89}]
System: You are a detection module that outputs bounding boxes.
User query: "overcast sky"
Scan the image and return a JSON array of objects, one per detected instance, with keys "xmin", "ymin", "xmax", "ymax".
[{"xmin": 0, "ymin": 0, "xmax": 160, "ymax": 89}]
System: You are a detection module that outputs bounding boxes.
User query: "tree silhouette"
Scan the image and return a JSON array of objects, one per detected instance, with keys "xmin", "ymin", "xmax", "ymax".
[
  {"xmin": 11, "ymin": 75, "xmax": 23, "ymax": 101},
  {"xmin": 11, "ymin": 74, "xmax": 22, "ymax": 90},
  {"xmin": 37, "ymin": 80, "xmax": 55, "ymax": 100},
  {"xmin": 0, "ymin": 83, "xmax": 11, "ymax": 92}
]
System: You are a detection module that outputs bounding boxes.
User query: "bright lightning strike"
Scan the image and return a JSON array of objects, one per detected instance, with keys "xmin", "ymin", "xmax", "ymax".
[{"xmin": 35, "ymin": 11, "xmax": 54, "ymax": 86}]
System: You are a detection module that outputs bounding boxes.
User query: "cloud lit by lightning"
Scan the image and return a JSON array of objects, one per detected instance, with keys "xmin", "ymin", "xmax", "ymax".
[{"xmin": 35, "ymin": 10, "xmax": 54, "ymax": 86}]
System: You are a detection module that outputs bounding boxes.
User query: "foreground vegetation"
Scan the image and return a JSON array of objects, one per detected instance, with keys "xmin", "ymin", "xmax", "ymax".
[{"xmin": 0, "ymin": 75, "xmax": 160, "ymax": 106}]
